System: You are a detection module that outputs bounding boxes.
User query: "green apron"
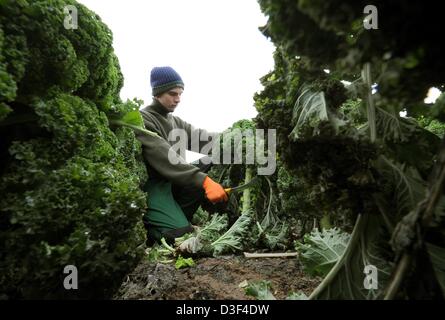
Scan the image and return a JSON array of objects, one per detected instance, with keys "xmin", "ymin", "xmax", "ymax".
[{"xmin": 143, "ymin": 178, "xmax": 192, "ymax": 242}]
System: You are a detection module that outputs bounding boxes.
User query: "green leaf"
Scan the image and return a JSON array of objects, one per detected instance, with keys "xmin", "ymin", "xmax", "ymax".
[
  {"xmin": 120, "ymin": 110, "xmax": 144, "ymax": 127},
  {"xmin": 362, "ymin": 106, "xmax": 418, "ymax": 142},
  {"xmin": 211, "ymin": 211, "xmax": 252, "ymax": 255},
  {"xmin": 290, "ymin": 87, "xmax": 328, "ymax": 140},
  {"xmin": 108, "ymin": 108, "xmax": 159, "ymax": 138},
  {"xmin": 264, "ymin": 221, "xmax": 288, "ymax": 250},
  {"xmin": 0, "ymin": 103, "xmax": 13, "ymax": 122},
  {"xmin": 244, "ymin": 280, "xmax": 277, "ymax": 300},
  {"xmin": 199, "ymin": 213, "xmax": 228, "ymax": 242},
  {"xmin": 309, "ymin": 214, "xmax": 393, "ymax": 300},
  {"xmin": 375, "ymin": 155, "xmax": 427, "ymax": 218},
  {"xmin": 296, "ymin": 227, "xmax": 350, "ymax": 277},
  {"xmin": 286, "ymin": 292, "xmax": 309, "ymax": 300},
  {"xmin": 175, "ymin": 255, "xmax": 195, "ymax": 269},
  {"xmin": 290, "ymin": 86, "xmax": 346, "ymax": 140}
]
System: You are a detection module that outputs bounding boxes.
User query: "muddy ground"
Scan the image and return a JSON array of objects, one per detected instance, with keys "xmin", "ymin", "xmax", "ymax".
[{"xmin": 114, "ymin": 254, "xmax": 321, "ymax": 300}]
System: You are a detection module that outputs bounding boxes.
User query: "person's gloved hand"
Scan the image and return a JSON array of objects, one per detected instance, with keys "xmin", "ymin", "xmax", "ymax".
[
  {"xmin": 202, "ymin": 176, "xmax": 228, "ymax": 203},
  {"xmin": 178, "ymin": 236, "xmax": 202, "ymax": 254}
]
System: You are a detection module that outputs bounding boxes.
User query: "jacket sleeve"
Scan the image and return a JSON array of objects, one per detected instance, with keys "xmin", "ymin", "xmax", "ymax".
[
  {"xmin": 177, "ymin": 118, "xmax": 220, "ymax": 155},
  {"xmin": 136, "ymin": 113, "xmax": 207, "ymax": 188}
]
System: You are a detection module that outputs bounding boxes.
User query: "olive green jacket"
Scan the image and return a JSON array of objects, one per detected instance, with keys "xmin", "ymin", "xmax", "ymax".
[{"xmin": 136, "ymin": 99, "xmax": 218, "ymax": 188}]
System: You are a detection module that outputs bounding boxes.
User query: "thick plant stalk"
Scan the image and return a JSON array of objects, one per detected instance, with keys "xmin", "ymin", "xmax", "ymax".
[
  {"xmin": 217, "ymin": 166, "xmax": 228, "ymax": 183},
  {"xmin": 385, "ymin": 137, "xmax": 445, "ymax": 299},
  {"xmin": 362, "ymin": 62, "xmax": 376, "ymax": 142},
  {"xmin": 422, "ymin": 137, "xmax": 445, "ymax": 226},
  {"xmin": 242, "ymin": 166, "xmax": 253, "ymax": 213},
  {"xmin": 109, "ymin": 119, "xmax": 159, "ymax": 137},
  {"xmin": 383, "ymin": 253, "xmax": 412, "ymax": 300},
  {"xmin": 244, "ymin": 252, "xmax": 299, "ymax": 258},
  {"xmin": 320, "ymin": 214, "xmax": 332, "ymax": 230},
  {"xmin": 260, "ymin": 176, "xmax": 276, "ymax": 229}
]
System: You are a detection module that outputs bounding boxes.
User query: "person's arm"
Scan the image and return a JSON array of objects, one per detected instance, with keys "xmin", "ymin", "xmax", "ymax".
[
  {"xmin": 179, "ymin": 121, "xmax": 227, "ymax": 202},
  {"xmin": 136, "ymin": 114, "xmax": 207, "ymax": 188},
  {"xmin": 177, "ymin": 118, "xmax": 220, "ymax": 155},
  {"xmin": 136, "ymin": 113, "xmax": 227, "ymax": 202}
]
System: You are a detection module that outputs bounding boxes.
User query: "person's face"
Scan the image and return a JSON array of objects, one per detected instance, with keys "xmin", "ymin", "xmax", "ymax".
[{"xmin": 155, "ymin": 87, "xmax": 183, "ymax": 112}]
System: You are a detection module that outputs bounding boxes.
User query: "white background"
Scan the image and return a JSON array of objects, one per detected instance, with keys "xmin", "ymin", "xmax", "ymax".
[{"xmin": 77, "ymin": 0, "xmax": 276, "ymax": 132}]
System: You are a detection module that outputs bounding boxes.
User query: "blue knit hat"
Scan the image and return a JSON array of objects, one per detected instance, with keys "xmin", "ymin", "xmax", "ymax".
[{"xmin": 150, "ymin": 66, "xmax": 184, "ymax": 96}]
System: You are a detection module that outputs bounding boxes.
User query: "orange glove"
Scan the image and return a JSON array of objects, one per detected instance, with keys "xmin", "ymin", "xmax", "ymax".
[{"xmin": 202, "ymin": 176, "xmax": 229, "ymax": 203}]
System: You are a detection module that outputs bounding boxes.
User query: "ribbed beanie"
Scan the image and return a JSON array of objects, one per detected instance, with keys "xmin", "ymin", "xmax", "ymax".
[{"xmin": 150, "ymin": 66, "xmax": 184, "ymax": 96}]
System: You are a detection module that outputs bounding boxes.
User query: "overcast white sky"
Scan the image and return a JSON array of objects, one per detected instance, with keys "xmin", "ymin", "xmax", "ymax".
[{"xmin": 77, "ymin": 0, "xmax": 275, "ymax": 132}]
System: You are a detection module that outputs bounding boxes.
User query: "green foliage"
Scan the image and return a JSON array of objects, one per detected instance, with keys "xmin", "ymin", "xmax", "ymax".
[
  {"xmin": 0, "ymin": 0, "xmax": 123, "ymax": 110},
  {"xmin": 257, "ymin": 0, "xmax": 445, "ymax": 299},
  {"xmin": 430, "ymin": 93, "xmax": 445, "ymax": 122},
  {"xmin": 145, "ymin": 210, "xmax": 254, "ymax": 258},
  {"xmin": 290, "ymin": 86, "xmax": 346, "ymax": 140},
  {"xmin": 309, "ymin": 214, "xmax": 393, "ymax": 299},
  {"xmin": 0, "ymin": 96, "xmax": 147, "ymax": 299},
  {"xmin": 244, "ymin": 280, "xmax": 309, "ymax": 300},
  {"xmin": 375, "ymin": 156, "xmax": 427, "ymax": 220},
  {"xmin": 191, "ymin": 207, "xmax": 211, "ymax": 226},
  {"xmin": 199, "ymin": 213, "xmax": 229, "ymax": 243},
  {"xmin": 339, "ymin": 98, "xmax": 366, "ymax": 128},
  {"xmin": 417, "ymin": 115, "xmax": 445, "ymax": 138},
  {"xmin": 276, "ymin": 164, "xmax": 312, "ymax": 219},
  {"xmin": 108, "ymin": 99, "xmax": 159, "ymax": 138},
  {"xmin": 296, "ymin": 228, "xmax": 350, "ymax": 277},
  {"xmin": 210, "ymin": 211, "xmax": 252, "ymax": 255},
  {"xmin": 260, "ymin": 220, "xmax": 289, "ymax": 250},
  {"xmin": 254, "ymin": 52, "xmax": 377, "ymax": 230},
  {"xmin": 207, "ymin": 118, "xmax": 295, "ymax": 251},
  {"xmin": 146, "ymin": 244, "xmax": 174, "ymax": 264},
  {"xmin": 0, "ymin": 1, "xmax": 147, "ymax": 299},
  {"xmin": 175, "ymin": 255, "xmax": 195, "ymax": 270},
  {"xmin": 244, "ymin": 280, "xmax": 276, "ymax": 300},
  {"xmin": 258, "ymin": 0, "xmax": 445, "ymax": 111},
  {"xmin": 286, "ymin": 292, "xmax": 309, "ymax": 300},
  {"xmin": 175, "ymin": 212, "xmax": 231, "ymax": 256}
]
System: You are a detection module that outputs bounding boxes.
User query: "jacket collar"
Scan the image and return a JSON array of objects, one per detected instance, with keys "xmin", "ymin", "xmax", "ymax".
[{"xmin": 148, "ymin": 99, "xmax": 170, "ymax": 117}]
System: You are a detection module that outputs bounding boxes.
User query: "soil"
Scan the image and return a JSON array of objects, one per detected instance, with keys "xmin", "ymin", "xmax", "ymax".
[{"xmin": 114, "ymin": 254, "xmax": 321, "ymax": 300}]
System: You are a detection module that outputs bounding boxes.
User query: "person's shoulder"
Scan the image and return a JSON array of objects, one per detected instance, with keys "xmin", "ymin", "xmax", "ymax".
[
  {"xmin": 139, "ymin": 106, "xmax": 158, "ymax": 123},
  {"xmin": 169, "ymin": 112, "xmax": 183, "ymax": 120},
  {"xmin": 140, "ymin": 105, "xmax": 155, "ymax": 116},
  {"xmin": 138, "ymin": 107, "xmax": 148, "ymax": 116},
  {"xmin": 170, "ymin": 114, "xmax": 190, "ymax": 126},
  {"xmin": 139, "ymin": 104, "xmax": 151, "ymax": 113}
]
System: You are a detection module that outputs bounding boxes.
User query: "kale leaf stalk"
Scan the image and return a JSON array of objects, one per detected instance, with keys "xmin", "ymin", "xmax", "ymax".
[
  {"xmin": 385, "ymin": 137, "xmax": 445, "ymax": 299},
  {"xmin": 362, "ymin": 62, "xmax": 376, "ymax": 143}
]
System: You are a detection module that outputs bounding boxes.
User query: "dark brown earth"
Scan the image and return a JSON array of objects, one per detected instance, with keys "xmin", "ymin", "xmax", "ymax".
[{"xmin": 114, "ymin": 254, "xmax": 321, "ymax": 300}]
